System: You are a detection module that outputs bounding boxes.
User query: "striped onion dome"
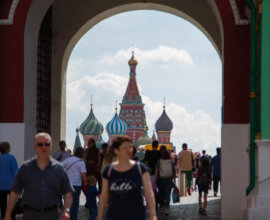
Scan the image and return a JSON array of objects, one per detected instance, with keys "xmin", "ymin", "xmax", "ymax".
[
  {"xmin": 96, "ymin": 134, "xmax": 106, "ymax": 150},
  {"xmin": 155, "ymin": 106, "xmax": 173, "ymax": 132},
  {"xmin": 79, "ymin": 105, "xmax": 104, "ymax": 135},
  {"xmin": 106, "ymin": 109, "xmax": 127, "ymax": 136},
  {"xmin": 136, "ymin": 128, "xmax": 152, "ymax": 146}
]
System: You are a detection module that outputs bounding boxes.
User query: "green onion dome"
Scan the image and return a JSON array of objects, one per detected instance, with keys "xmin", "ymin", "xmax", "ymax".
[
  {"xmin": 136, "ymin": 127, "xmax": 152, "ymax": 146},
  {"xmin": 79, "ymin": 105, "xmax": 104, "ymax": 135}
]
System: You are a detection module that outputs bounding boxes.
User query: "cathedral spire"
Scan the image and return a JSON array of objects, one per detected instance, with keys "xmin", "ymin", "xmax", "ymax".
[
  {"xmin": 122, "ymin": 51, "xmax": 142, "ymax": 104},
  {"xmin": 119, "ymin": 51, "xmax": 146, "ymax": 145},
  {"xmin": 128, "ymin": 49, "xmax": 138, "ymax": 74}
]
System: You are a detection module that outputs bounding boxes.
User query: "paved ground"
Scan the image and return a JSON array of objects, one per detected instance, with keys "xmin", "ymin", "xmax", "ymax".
[
  {"xmin": 11, "ymin": 185, "xmax": 221, "ymax": 220},
  {"xmin": 78, "ymin": 189, "xmax": 221, "ymax": 220}
]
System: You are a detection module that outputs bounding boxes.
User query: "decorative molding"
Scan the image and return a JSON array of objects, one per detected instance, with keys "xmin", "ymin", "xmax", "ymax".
[
  {"xmin": 0, "ymin": 0, "xmax": 20, "ymax": 25},
  {"xmin": 229, "ymin": 0, "xmax": 249, "ymax": 25}
]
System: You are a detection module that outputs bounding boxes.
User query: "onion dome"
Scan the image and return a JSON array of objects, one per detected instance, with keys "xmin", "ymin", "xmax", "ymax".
[
  {"xmin": 128, "ymin": 51, "xmax": 138, "ymax": 66},
  {"xmin": 155, "ymin": 105, "xmax": 173, "ymax": 132},
  {"xmin": 79, "ymin": 104, "xmax": 104, "ymax": 135},
  {"xmin": 73, "ymin": 127, "xmax": 82, "ymax": 153},
  {"xmin": 96, "ymin": 133, "xmax": 106, "ymax": 150},
  {"xmin": 106, "ymin": 104, "xmax": 127, "ymax": 135},
  {"xmin": 136, "ymin": 127, "xmax": 152, "ymax": 146}
]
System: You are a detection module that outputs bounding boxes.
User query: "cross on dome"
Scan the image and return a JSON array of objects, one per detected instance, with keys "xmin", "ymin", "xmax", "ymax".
[
  {"xmin": 163, "ymin": 97, "xmax": 166, "ymax": 109},
  {"xmin": 115, "ymin": 100, "xmax": 118, "ymax": 113}
]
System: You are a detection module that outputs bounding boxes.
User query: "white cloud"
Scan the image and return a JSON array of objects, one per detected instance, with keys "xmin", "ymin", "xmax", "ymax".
[
  {"xmin": 67, "ymin": 72, "xmax": 128, "ymax": 113},
  {"xmin": 98, "ymin": 46, "xmax": 193, "ymax": 66}
]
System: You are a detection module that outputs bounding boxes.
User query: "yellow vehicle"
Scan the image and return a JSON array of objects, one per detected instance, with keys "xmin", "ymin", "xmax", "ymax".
[{"xmin": 138, "ymin": 144, "xmax": 172, "ymax": 151}]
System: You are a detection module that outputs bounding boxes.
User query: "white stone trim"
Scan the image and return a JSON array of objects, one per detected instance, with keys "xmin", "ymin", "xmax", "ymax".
[
  {"xmin": 229, "ymin": 0, "xmax": 249, "ymax": 25},
  {"xmin": 0, "ymin": 123, "xmax": 25, "ymax": 166},
  {"xmin": 0, "ymin": 0, "xmax": 20, "ymax": 25}
]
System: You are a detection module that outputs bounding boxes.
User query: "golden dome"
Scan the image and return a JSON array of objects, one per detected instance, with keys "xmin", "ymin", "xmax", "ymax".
[{"xmin": 128, "ymin": 52, "xmax": 138, "ymax": 65}]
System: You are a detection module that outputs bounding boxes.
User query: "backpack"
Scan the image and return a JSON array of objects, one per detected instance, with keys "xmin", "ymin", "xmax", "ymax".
[
  {"xmin": 158, "ymin": 159, "xmax": 175, "ymax": 178},
  {"xmin": 197, "ymin": 169, "xmax": 211, "ymax": 188}
]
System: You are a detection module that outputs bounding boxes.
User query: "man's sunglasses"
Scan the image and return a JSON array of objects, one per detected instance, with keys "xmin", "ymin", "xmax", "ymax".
[{"xmin": 37, "ymin": 143, "xmax": 51, "ymax": 147}]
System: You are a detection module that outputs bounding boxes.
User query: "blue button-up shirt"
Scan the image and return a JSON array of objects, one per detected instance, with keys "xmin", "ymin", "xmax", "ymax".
[
  {"xmin": 0, "ymin": 153, "xmax": 18, "ymax": 191},
  {"xmin": 210, "ymin": 154, "xmax": 221, "ymax": 176}
]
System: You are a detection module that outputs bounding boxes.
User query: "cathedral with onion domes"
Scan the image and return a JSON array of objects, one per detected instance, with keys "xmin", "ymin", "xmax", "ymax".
[{"xmin": 75, "ymin": 52, "xmax": 173, "ymax": 148}]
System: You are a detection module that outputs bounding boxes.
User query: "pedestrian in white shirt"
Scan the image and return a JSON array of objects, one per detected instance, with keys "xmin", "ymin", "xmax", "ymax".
[{"xmin": 63, "ymin": 147, "xmax": 87, "ymax": 220}]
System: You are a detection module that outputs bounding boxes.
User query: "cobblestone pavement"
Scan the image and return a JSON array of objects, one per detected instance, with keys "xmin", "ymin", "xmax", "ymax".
[
  {"xmin": 78, "ymin": 189, "xmax": 221, "ymax": 220},
  {"xmin": 12, "ymin": 187, "xmax": 221, "ymax": 220}
]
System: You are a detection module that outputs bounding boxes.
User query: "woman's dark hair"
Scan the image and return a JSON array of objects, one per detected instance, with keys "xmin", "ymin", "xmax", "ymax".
[
  {"xmin": 159, "ymin": 145, "xmax": 167, "ymax": 152},
  {"xmin": 160, "ymin": 150, "xmax": 170, "ymax": 160},
  {"xmin": 111, "ymin": 136, "xmax": 132, "ymax": 150},
  {"xmin": 88, "ymin": 138, "xmax": 97, "ymax": 150},
  {"xmin": 101, "ymin": 143, "xmax": 109, "ymax": 149},
  {"xmin": 201, "ymin": 158, "xmax": 210, "ymax": 169},
  {"xmin": 0, "ymin": 142, "xmax": 10, "ymax": 154},
  {"xmin": 143, "ymin": 150, "xmax": 151, "ymax": 162},
  {"xmin": 74, "ymin": 147, "xmax": 84, "ymax": 159},
  {"xmin": 132, "ymin": 146, "xmax": 137, "ymax": 156},
  {"xmin": 152, "ymin": 140, "xmax": 159, "ymax": 149}
]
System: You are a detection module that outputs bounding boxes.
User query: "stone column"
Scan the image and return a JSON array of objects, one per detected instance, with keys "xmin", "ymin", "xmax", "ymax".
[
  {"xmin": 178, "ymin": 171, "xmax": 186, "ymax": 197},
  {"xmin": 249, "ymin": 140, "xmax": 270, "ymax": 219}
]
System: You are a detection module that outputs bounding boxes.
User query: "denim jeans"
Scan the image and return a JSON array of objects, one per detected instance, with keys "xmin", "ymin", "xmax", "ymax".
[
  {"xmin": 70, "ymin": 185, "xmax": 82, "ymax": 220},
  {"xmin": 213, "ymin": 175, "xmax": 221, "ymax": 193},
  {"xmin": 157, "ymin": 178, "xmax": 173, "ymax": 208}
]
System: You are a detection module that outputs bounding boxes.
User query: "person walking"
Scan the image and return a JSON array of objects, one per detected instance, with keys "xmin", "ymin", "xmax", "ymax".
[
  {"xmin": 4, "ymin": 133, "xmax": 74, "ymax": 220},
  {"xmin": 199, "ymin": 150, "xmax": 210, "ymax": 164},
  {"xmin": 52, "ymin": 140, "xmax": 70, "ymax": 162},
  {"xmin": 85, "ymin": 139, "xmax": 100, "ymax": 179},
  {"xmin": 0, "ymin": 142, "xmax": 18, "ymax": 219},
  {"xmin": 210, "ymin": 147, "xmax": 221, "ymax": 197},
  {"xmin": 100, "ymin": 146, "xmax": 118, "ymax": 175},
  {"xmin": 144, "ymin": 140, "xmax": 161, "ymax": 175},
  {"xmin": 177, "ymin": 143, "xmax": 194, "ymax": 195},
  {"xmin": 195, "ymin": 159, "xmax": 211, "ymax": 215},
  {"xmin": 98, "ymin": 143, "xmax": 109, "ymax": 193},
  {"xmin": 62, "ymin": 146, "xmax": 87, "ymax": 220},
  {"xmin": 97, "ymin": 136, "xmax": 157, "ymax": 220},
  {"xmin": 85, "ymin": 176, "xmax": 99, "ymax": 220},
  {"xmin": 155, "ymin": 150, "xmax": 175, "ymax": 216}
]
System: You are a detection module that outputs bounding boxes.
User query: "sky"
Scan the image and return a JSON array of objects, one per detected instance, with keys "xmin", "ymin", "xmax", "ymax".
[{"xmin": 66, "ymin": 10, "xmax": 222, "ymax": 155}]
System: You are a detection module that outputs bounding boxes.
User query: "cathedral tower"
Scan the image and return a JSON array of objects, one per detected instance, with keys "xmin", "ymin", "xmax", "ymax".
[{"xmin": 119, "ymin": 52, "xmax": 146, "ymax": 145}]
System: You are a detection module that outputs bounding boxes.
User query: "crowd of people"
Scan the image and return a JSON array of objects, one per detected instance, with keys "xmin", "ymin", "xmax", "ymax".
[{"xmin": 0, "ymin": 133, "xmax": 221, "ymax": 220}]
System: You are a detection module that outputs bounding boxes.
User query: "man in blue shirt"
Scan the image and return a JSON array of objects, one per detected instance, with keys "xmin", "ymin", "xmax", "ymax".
[
  {"xmin": 4, "ymin": 133, "xmax": 73, "ymax": 220},
  {"xmin": 0, "ymin": 142, "xmax": 18, "ymax": 219},
  {"xmin": 210, "ymin": 147, "xmax": 221, "ymax": 197}
]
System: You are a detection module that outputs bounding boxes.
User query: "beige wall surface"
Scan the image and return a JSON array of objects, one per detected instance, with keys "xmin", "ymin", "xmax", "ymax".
[{"xmin": 222, "ymin": 124, "xmax": 249, "ymax": 220}]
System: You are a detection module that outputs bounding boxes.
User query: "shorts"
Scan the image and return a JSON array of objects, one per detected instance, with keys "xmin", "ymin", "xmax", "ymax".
[{"xmin": 198, "ymin": 186, "xmax": 209, "ymax": 194}]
